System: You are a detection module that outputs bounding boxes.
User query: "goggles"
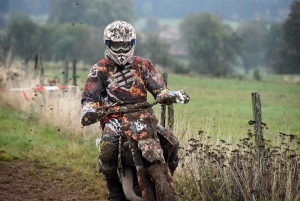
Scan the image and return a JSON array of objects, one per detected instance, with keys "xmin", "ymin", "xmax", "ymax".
[{"xmin": 110, "ymin": 42, "xmax": 132, "ymax": 52}]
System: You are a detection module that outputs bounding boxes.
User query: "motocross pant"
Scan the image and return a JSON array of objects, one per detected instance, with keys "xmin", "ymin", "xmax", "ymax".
[{"xmin": 97, "ymin": 119, "xmax": 180, "ymax": 200}]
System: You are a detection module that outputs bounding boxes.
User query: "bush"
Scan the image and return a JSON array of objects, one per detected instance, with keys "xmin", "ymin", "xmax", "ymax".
[
  {"xmin": 253, "ymin": 68, "xmax": 261, "ymax": 81},
  {"xmin": 173, "ymin": 62, "xmax": 190, "ymax": 74},
  {"xmin": 6, "ymin": 12, "xmax": 41, "ymax": 61},
  {"xmin": 176, "ymin": 131, "xmax": 300, "ymax": 200}
]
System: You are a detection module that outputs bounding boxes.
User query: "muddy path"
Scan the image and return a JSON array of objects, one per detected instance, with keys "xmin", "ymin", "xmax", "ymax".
[{"xmin": 0, "ymin": 160, "xmax": 107, "ymax": 201}]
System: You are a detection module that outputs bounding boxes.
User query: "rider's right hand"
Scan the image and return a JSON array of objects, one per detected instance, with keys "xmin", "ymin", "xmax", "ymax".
[
  {"xmin": 81, "ymin": 103, "xmax": 107, "ymax": 126},
  {"xmin": 81, "ymin": 110, "xmax": 106, "ymax": 126}
]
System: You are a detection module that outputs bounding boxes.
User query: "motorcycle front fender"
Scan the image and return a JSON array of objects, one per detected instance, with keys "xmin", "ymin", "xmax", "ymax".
[{"xmin": 138, "ymin": 138, "xmax": 165, "ymax": 163}]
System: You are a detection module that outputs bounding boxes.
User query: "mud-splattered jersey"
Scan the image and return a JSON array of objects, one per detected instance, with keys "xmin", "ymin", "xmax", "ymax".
[{"xmin": 81, "ymin": 56, "xmax": 167, "ymax": 125}]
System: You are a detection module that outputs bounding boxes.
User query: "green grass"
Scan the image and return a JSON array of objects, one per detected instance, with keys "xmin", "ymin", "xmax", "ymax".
[
  {"xmin": 0, "ymin": 104, "xmax": 107, "ymax": 198},
  {"xmin": 44, "ymin": 66, "xmax": 300, "ymax": 139},
  {"xmin": 39, "ymin": 61, "xmax": 300, "ymax": 140},
  {"xmin": 0, "ymin": 104, "xmax": 97, "ymax": 171},
  {"xmin": 2, "ymin": 62, "xmax": 300, "ymax": 200},
  {"xmin": 154, "ymin": 72, "xmax": 299, "ymax": 144}
]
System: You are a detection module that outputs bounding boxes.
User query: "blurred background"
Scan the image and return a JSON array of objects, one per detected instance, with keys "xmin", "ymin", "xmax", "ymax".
[{"xmin": 0, "ymin": 0, "xmax": 298, "ymax": 76}]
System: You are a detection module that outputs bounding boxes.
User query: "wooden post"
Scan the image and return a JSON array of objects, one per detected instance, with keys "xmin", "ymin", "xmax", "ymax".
[
  {"xmin": 251, "ymin": 92, "xmax": 265, "ymax": 170},
  {"xmin": 39, "ymin": 52, "xmax": 44, "ymax": 85},
  {"xmin": 160, "ymin": 73, "xmax": 167, "ymax": 127},
  {"xmin": 168, "ymin": 104, "xmax": 174, "ymax": 131},
  {"xmin": 62, "ymin": 61, "xmax": 68, "ymax": 96},
  {"xmin": 160, "ymin": 73, "xmax": 174, "ymax": 131},
  {"xmin": 24, "ymin": 52, "xmax": 29, "ymax": 69},
  {"xmin": 34, "ymin": 54, "xmax": 38, "ymax": 76},
  {"xmin": 72, "ymin": 58, "xmax": 77, "ymax": 86},
  {"xmin": 64, "ymin": 61, "xmax": 68, "ymax": 86},
  {"xmin": 37, "ymin": 45, "xmax": 46, "ymax": 104}
]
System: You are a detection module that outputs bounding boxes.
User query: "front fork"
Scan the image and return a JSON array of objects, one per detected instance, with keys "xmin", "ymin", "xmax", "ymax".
[
  {"xmin": 117, "ymin": 136, "xmax": 124, "ymax": 178},
  {"xmin": 96, "ymin": 137, "xmax": 102, "ymax": 173}
]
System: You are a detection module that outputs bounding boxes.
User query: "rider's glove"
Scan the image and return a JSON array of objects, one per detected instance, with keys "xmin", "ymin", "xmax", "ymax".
[
  {"xmin": 157, "ymin": 90, "xmax": 190, "ymax": 105},
  {"xmin": 169, "ymin": 90, "xmax": 190, "ymax": 104},
  {"xmin": 81, "ymin": 103, "xmax": 106, "ymax": 126}
]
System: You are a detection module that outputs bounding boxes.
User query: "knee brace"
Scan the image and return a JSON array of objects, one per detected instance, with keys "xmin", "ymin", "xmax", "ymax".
[{"xmin": 98, "ymin": 141, "xmax": 118, "ymax": 165}]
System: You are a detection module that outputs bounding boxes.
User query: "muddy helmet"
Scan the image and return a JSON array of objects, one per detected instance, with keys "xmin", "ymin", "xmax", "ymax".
[{"xmin": 103, "ymin": 21, "xmax": 136, "ymax": 66}]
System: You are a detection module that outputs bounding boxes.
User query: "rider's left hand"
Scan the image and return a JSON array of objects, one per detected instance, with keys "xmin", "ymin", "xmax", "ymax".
[
  {"xmin": 169, "ymin": 90, "xmax": 190, "ymax": 104},
  {"xmin": 157, "ymin": 90, "xmax": 190, "ymax": 105}
]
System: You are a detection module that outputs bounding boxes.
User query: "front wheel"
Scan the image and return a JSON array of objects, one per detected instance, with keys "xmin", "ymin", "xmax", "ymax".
[
  {"xmin": 147, "ymin": 163, "xmax": 178, "ymax": 201},
  {"xmin": 121, "ymin": 167, "xmax": 143, "ymax": 201}
]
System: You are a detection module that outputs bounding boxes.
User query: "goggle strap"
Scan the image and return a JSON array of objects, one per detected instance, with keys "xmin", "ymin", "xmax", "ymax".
[{"xmin": 131, "ymin": 39, "xmax": 136, "ymax": 46}]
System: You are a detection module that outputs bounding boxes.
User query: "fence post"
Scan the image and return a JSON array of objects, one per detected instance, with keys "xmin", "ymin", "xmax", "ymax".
[
  {"xmin": 64, "ymin": 61, "xmax": 68, "ymax": 86},
  {"xmin": 251, "ymin": 92, "xmax": 265, "ymax": 170},
  {"xmin": 72, "ymin": 58, "xmax": 77, "ymax": 86},
  {"xmin": 160, "ymin": 73, "xmax": 174, "ymax": 131},
  {"xmin": 160, "ymin": 73, "xmax": 167, "ymax": 127},
  {"xmin": 34, "ymin": 54, "xmax": 38, "ymax": 73},
  {"xmin": 168, "ymin": 105, "xmax": 174, "ymax": 131},
  {"xmin": 39, "ymin": 50, "xmax": 44, "ymax": 85},
  {"xmin": 62, "ymin": 61, "xmax": 69, "ymax": 96}
]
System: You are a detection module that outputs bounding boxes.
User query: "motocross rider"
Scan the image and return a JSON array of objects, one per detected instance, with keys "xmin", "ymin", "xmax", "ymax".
[{"xmin": 81, "ymin": 21, "xmax": 190, "ymax": 201}]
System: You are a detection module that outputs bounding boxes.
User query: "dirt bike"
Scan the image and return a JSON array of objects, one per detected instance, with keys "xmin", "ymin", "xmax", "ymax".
[{"xmin": 94, "ymin": 91, "xmax": 189, "ymax": 201}]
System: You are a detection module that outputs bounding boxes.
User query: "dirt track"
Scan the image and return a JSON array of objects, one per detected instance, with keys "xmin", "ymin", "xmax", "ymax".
[{"xmin": 0, "ymin": 160, "xmax": 107, "ymax": 201}]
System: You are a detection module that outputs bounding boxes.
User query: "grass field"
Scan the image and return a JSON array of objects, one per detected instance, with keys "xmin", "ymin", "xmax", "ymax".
[
  {"xmin": 1, "ymin": 62, "xmax": 300, "ymax": 200},
  {"xmin": 42, "ymin": 61, "xmax": 300, "ymax": 142},
  {"xmin": 168, "ymin": 73, "xmax": 300, "ymax": 139},
  {"xmin": 0, "ymin": 105, "xmax": 107, "ymax": 199}
]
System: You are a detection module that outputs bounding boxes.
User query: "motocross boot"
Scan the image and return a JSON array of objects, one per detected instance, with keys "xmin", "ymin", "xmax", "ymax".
[
  {"xmin": 101, "ymin": 166, "xmax": 126, "ymax": 201},
  {"xmin": 97, "ymin": 131, "xmax": 126, "ymax": 201},
  {"xmin": 168, "ymin": 156, "xmax": 179, "ymax": 175}
]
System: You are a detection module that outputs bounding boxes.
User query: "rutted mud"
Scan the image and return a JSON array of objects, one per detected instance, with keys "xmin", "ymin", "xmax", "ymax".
[{"xmin": 0, "ymin": 160, "xmax": 106, "ymax": 201}]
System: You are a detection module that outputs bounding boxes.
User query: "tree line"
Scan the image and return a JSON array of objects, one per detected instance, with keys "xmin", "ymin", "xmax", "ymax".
[
  {"xmin": 134, "ymin": 0, "xmax": 293, "ymax": 23},
  {"xmin": 0, "ymin": 0, "xmax": 136, "ymax": 65},
  {"xmin": 0, "ymin": 0, "xmax": 299, "ymax": 76},
  {"xmin": 178, "ymin": 1, "xmax": 300, "ymax": 75}
]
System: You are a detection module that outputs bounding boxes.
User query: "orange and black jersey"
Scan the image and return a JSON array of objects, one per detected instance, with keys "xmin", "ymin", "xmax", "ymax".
[{"xmin": 81, "ymin": 56, "xmax": 166, "ymax": 113}]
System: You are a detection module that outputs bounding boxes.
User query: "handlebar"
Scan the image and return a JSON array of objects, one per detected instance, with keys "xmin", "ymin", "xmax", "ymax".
[
  {"xmin": 96, "ymin": 90, "xmax": 190, "ymax": 116},
  {"xmin": 82, "ymin": 90, "xmax": 190, "ymax": 126},
  {"xmin": 97, "ymin": 100, "xmax": 159, "ymax": 116}
]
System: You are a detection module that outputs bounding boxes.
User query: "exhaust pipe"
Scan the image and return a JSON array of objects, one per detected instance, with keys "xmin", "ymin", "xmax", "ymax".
[{"xmin": 121, "ymin": 168, "xmax": 143, "ymax": 201}]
